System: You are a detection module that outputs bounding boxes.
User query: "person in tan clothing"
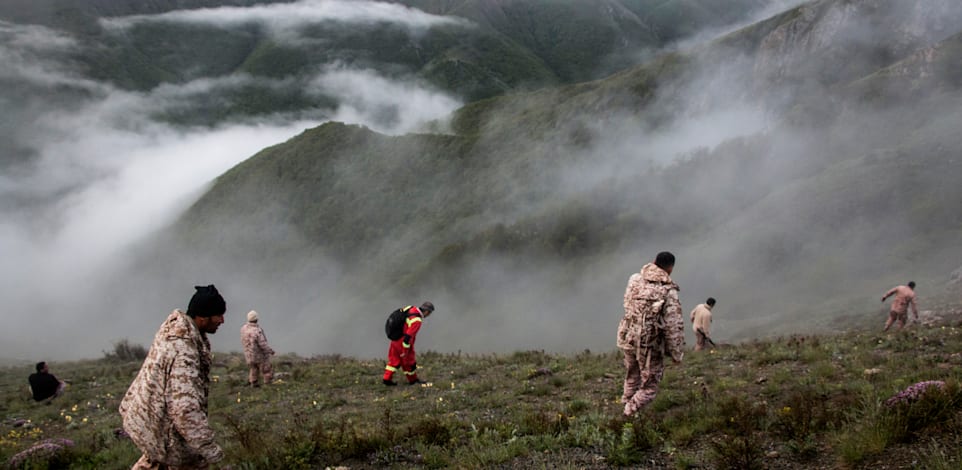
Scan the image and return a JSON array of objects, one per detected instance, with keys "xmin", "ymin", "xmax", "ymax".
[
  {"xmin": 689, "ymin": 298, "xmax": 715, "ymax": 351},
  {"xmin": 120, "ymin": 285, "xmax": 227, "ymax": 470},
  {"xmin": 240, "ymin": 310, "xmax": 275, "ymax": 387},
  {"xmin": 882, "ymin": 281, "xmax": 918, "ymax": 331},
  {"xmin": 617, "ymin": 252, "xmax": 685, "ymax": 417}
]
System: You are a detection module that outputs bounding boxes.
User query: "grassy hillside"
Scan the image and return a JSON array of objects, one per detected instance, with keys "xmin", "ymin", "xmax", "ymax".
[
  {"xmin": 396, "ymin": 0, "xmax": 779, "ymax": 80},
  {"xmin": 2, "ymin": 306, "xmax": 961, "ymax": 469}
]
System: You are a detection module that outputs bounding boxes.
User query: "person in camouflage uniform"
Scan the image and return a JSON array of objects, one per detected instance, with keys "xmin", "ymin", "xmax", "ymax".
[
  {"xmin": 617, "ymin": 252, "xmax": 685, "ymax": 417},
  {"xmin": 240, "ymin": 310, "xmax": 274, "ymax": 387},
  {"xmin": 882, "ymin": 281, "xmax": 919, "ymax": 331},
  {"xmin": 120, "ymin": 285, "xmax": 227, "ymax": 470}
]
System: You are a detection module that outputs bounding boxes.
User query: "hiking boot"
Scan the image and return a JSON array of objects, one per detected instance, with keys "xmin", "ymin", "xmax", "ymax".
[{"xmin": 382, "ymin": 379, "xmax": 398, "ymax": 386}]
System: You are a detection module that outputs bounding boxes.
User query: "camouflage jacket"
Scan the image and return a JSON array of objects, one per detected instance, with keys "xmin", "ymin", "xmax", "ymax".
[
  {"xmin": 617, "ymin": 263, "xmax": 685, "ymax": 362},
  {"xmin": 241, "ymin": 322, "xmax": 274, "ymax": 364},
  {"xmin": 119, "ymin": 309, "xmax": 223, "ymax": 465},
  {"xmin": 883, "ymin": 285, "xmax": 918, "ymax": 316}
]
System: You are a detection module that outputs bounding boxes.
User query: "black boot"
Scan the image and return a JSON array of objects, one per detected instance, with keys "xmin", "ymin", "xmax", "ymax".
[{"xmin": 383, "ymin": 379, "xmax": 398, "ymax": 386}]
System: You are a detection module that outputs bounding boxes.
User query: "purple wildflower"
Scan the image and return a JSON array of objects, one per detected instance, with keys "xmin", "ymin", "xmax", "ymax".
[
  {"xmin": 7, "ymin": 438, "xmax": 74, "ymax": 468},
  {"xmin": 884, "ymin": 380, "xmax": 946, "ymax": 407}
]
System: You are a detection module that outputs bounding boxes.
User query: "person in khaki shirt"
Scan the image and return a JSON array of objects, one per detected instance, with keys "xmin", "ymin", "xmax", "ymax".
[
  {"xmin": 689, "ymin": 297, "xmax": 716, "ymax": 351},
  {"xmin": 240, "ymin": 310, "xmax": 275, "ymax": 387},
  {"xmin": 882, "ymin": 281, "xmax": 918, "ymax": 331}
]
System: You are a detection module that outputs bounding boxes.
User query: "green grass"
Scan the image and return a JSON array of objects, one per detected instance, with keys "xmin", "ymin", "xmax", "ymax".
[{"xmin": 3, "ymin": 311, "xmax": 962, "ymax": 468}]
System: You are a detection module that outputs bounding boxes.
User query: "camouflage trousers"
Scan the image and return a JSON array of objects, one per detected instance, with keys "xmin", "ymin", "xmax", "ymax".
[
  {"xmin": 884, "ymin": 310, "xmax": 909, "ymax": 331},
  {"xmin": 248, "ymin": 360, "xmax": 273, "ymax": 386},
  {"xmin": 131, "ymin": 454, "xmax": 208, "ymax": 470},
  {"xmin": 621, "ymin": 347, "xmax": 665, "ymax": 417}
]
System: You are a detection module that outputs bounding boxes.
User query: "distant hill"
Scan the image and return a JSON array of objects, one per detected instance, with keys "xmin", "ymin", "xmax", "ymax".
[
  {"xmin": 0, "ymin": 0, "xmax": 789, "ymax": 125},
  {"xmin": 132, "ymin": 0, "xmax": 962, "ymax": 351}
]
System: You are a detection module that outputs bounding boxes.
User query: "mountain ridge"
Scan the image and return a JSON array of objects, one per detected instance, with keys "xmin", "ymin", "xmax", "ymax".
[{"xmin": 148, "ymin": 0, "xmax": 962, "ymax": 348}]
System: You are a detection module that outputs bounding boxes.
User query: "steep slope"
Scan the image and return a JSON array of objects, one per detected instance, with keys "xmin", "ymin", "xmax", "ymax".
[
  {"xmin": 397, "ymin": 0, "xmax": 782, "ymax": 81},
  {"xmin": 148, "ymin": 0, "xmax": 962, "ymax": 350}
]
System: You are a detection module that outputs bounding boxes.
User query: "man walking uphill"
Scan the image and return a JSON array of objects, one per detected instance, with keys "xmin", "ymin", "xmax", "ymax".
[
  {"xmin": 383, "ymin": 302, "xmax": 435, "ymax": 386},
  {"xmin": 882, "ymin": 281, "xmax": 919, "ymax": 331},
  {"xmin": 618, "ymin": 252, "xmax": 685, "ymax": 417},
  {"xmin": 241, "ymin": 310, "xmax": 275, "ymax": 387},
  {"xmin": 120, "ymin": 285, "xmax": 227, "ymax": 470}
]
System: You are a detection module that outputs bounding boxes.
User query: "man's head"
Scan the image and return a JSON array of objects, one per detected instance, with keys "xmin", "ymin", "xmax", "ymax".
[
  {"xmin": 706, "ymin": 297, "xmax": 716, "ymax": 307},
  {"xmin": 187, "ymin": 285, "xmax": 226, "ymax": 334},
  {"xmin": 35, "ymin": 362, "xmax": 47, "ymax": 373},
  {"xmin": 908, "ymin": 281, "xmax": 916, "ymax": 289},
  {"xmin": 420, "ymin": 301, "xmax": 435, "ymax": 318},
  {"xmin": 247, "ymin": 310, "xmax": 259, "ymax": 323},
  {"xmin": 654, "ymin": 251, "xmax": 676, "ymax": 275}
]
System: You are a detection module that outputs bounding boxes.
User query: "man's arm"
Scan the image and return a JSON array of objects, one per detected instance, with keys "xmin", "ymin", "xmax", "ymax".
[
  {"xmin": 911, "ymin": 295, "xmax": 919, "ymax": 318},
  {"xmin": 664, "ymin": 289, "xmax": 685, "ymax": 363},
  {"xmin": 168, "ymin": 347, "xmax": 224, "ymax": 464},
  {"xmin": 882, "ymin": 287, "xmax": 896, "ymax": 302},
  {"xmin": 624, "ymin": 274, "xmax": 641, "ymax": 316},
  {"xmin": 696, "ymin": 327, "xmax": 717, "ymax": 347},
  {"xmin": 402, "ymin": 316, "xmax": 423, "ymax": 349},
  {"xmin": 256, "ymin": 330, "xmax": 274, "ymax": 356}
]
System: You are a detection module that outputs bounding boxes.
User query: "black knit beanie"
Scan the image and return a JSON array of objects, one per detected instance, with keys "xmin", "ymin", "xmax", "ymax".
[{"xmin": 187, "ymin": 285, "xmax": 226, "ymax": 318}]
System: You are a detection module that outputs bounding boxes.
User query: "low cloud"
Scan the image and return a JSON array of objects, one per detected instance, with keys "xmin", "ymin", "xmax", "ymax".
[
  {"xmin": 307, "ymin": 67, "xmax": 461, "ymax": 134},
  {"xmin": 100, "ymin": 0, "xmax": 469, "ymax": 35},
  {"xmin": 0, "ymin": 21, "xmax": 98, "ymax": 89},
  {"xmin": 0, "ymin": 23, "xmax": 463, "ymax": 360}
]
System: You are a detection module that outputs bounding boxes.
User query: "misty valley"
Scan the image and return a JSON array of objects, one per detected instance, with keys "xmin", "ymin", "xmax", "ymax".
[{"xmin": 1, "ymin": 0, "xmax": 962, "ymax": 468}]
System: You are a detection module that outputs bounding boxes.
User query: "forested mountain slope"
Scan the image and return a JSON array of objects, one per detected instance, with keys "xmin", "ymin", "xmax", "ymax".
[{"xmin": 132, "ymin": 0, "xmax": 962, "ymax": 354}]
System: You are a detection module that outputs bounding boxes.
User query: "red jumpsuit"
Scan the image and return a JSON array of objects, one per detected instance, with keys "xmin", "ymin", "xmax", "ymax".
[{"xmin": 383, "ymin": 306, "xmax": 424, "ymax": 384}]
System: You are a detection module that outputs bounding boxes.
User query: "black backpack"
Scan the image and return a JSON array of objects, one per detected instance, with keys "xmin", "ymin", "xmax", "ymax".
[{"xmin": 385, "ymin": 306, "xmax": 412, "ymax": 340}]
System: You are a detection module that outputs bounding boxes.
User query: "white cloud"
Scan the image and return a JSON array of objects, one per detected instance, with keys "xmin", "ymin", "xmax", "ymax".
[
  {"xmin": 0, "ymin": 21, "xmax": 101, "ymax": 90},
  {"xmin": 0, "ymin": 21, "xmax": 78, "ymax": 51},
  {"xmin": 0, "ymin": 21, "xmax": 462, "ymax": 357},
  {"xmin": 101, "ymin": 0, "xmax": 468, "ymax": 34},
  {"xmin": 307, "ymin": 67, "xmax": 461, "ymax": 134}
]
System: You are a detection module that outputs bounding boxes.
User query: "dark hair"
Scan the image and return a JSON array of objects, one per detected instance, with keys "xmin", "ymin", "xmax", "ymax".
[
  {"xmin": 35, "ymin": 361, "xmax": 46, "ymax": 373},
  {"xmin": 654, "ymin": 251, "xmax": 675, "ymax": 270},
  {"xmin": 420, "ymin": 301, "xmax": 435, "ymax": 313},
  {"xmin": 908, "ymin": 281, "xmax": 916, "ymax": 289},
  {"xmin": 706, "ymin": 297, "xmax": 716, "ymax": 307}
]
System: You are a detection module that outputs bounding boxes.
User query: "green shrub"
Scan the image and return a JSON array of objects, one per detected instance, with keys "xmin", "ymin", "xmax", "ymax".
[
  {"xmin": 880, "ymin": 381, "xmax": 962, "ymax": 443},
  {"xmin": 914, "ymin": 439, "xmax": 962, "ymax": 470},
  {"xmin": 773, "ymin": 386, "xmax": 826, "ymax": 440},
  {"xmin": 518, "ymin": 410, "xmax": 569, "ymax": 436},
  {"xmin": 833, "ymin": 395, "xmax": 897, "ymax": 466},
  {"xmin": 405, "ymin": 416, "xmax": 455, "ymax": 446},
  {"xmin": 710, "ymin": 395, "xmax": 768, "ymax": 470},
  {"xmin": 603, "ymin": 416, "xmax": 658, "ymax": 466},
  {"xmin": 102, "ymin": 339, "xmax": 147, "ymax": 362},
  {"xmin": 567, "ymin": 399, "xmax": 590, "ymax": 415}
]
